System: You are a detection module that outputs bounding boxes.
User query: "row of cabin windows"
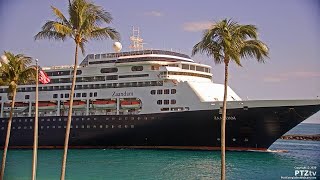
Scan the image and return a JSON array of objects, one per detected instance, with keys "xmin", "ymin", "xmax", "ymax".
[
  {"xmin": 160, "ymin": 107, "xmax": 189, "ymax": 111},
  {"xmin": 157, "ymin": 99, "xmax": 176, "ymax": 105},
  {"xmin": 53, "ymin": 92, "xmax": 97, "ymax": 99},
  {"xmin": 151, "ymin": 89, "xmax": 176, "ymax": 95},
  {"xmin": 4, "ymin": 116, "xmax": 155, "ymax": 123},
  {"xmin": 45, "ymin": 66, "xmax": 144, "ymax": 77},
  {"xmin": 0, "ymin": 81, "xmax": 164, "ymax": 93},
  {"xmin": 46, "ymin": 70, "xmax": 82, "ymax": 77},
  {"xmin": 181, "ymin": 64, "xmax": 210, "ymax": 73},
  {"xmin": 161, "ymin": 71, "xmax": 212, "ymax": 79},
  {"xmin": 100, "ymin": 66, "xmax": 143, "ymax": 73},
  {"xmin": 1, "ymin": 124, "xmax": 135, "ymax": 130}
]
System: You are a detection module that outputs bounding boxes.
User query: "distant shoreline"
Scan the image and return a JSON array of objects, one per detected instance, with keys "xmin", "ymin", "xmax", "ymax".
[{"xmin": 280, "ymin": 134, "xmax": 320, "ymax": 141}]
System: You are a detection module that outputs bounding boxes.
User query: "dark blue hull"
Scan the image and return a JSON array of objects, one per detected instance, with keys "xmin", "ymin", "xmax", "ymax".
[{"xmin": 1, "ymin": 104, "xmax": 319, "ymax": 150}]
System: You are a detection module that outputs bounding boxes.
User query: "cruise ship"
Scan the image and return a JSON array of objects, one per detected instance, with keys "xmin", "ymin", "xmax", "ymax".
[{"xmin": 1, "ymin": 30, "xmax": 320, "ymax": 151}]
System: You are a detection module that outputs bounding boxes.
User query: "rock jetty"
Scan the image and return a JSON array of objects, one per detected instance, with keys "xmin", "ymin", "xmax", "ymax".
[{"xmin": 280, "ymin": 134, "xmax": 320, "ymax": 141}]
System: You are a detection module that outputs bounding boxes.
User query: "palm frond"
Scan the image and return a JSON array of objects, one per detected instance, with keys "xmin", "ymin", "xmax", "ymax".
[
  {"xmin": 89, "ymin": 27, "xmax": 120, "ymax": 41},
  {"xmin": 240, "ymin": 40, "xmax": 269, "ymax": 62},
  {"xmin": 51, "ymin": 6, "xmax": 71, "ymax": 27},
  {"xmin": 34, "ymin": 30, "xmax": 67, "ymax": 41}
]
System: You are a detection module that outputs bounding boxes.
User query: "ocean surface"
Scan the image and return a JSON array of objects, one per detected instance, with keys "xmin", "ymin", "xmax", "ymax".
[{"xmin": 2, "ymin": 123, "xmax": 320, "ymax": 180}]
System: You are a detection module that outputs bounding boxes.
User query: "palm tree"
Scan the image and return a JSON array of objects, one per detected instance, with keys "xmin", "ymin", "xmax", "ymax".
[
  {"xmin": 192, "ymin": 19, "xmax": 269, "ymax": 180},
  {"xmin": 0, "ymin": 52, "xmax": 36, "ymax": 179},
  {"xmin": 34, "ymin": 0, "xmax": 120, "ymax": 179}
]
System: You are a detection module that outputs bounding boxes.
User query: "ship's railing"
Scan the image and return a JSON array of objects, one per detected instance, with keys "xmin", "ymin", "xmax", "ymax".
[
  {"xmin": 42, "ymin": 65, "xmax": 82, "ymax": 70},
  {"xmin": 85, "ymin": 49, "xmax": 191, "ymax": 61}
]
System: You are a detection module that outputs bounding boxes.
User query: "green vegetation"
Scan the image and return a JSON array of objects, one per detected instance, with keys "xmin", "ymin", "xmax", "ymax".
[
  {"xmin": 192, "ymin": 18, "xmax": 269, "ymax": 180},
  {"xmin": 34, "ymin": 0, "xmax": 120, "ymax": 179},
  {"xmin": 0, "ymin": 52, "xmax": 36, "ymax": 179}
]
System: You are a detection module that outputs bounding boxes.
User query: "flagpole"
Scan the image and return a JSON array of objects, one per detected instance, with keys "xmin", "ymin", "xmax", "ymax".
[{"xmin": 32, "ymin": 59, "xmax": 39, "ymax": 180}]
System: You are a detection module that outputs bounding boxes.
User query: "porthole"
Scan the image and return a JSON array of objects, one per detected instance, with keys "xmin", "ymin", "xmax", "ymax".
[
  {"xmin": 232, "ymin": 138, "xmax": 236, "ymax": 142},
  {"xmin": 131, "ymin": 66, "xmax": 143, "ymax": 71}
]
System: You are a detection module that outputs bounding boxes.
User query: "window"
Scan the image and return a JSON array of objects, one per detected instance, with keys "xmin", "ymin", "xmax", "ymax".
[
  {"xmin": 161, "ymin": 108, "xmax": 169, "ymax": 111},
  {"xmin": 94, "ymin": 92, "xmax": 97, "ymax": 97},
  {"xmin": 190, "ymin": 65, "xmax": 195, "ymax": 70},
  {"xmin": 131, "ymin": 66, "xmax": 143, "ymax": 71},
  {"xmin": 157, "ymin": 100, "xmax": 162, "ymax": 105},
  {"xmin": 164, "ymin": 100, "xmax": 169, "ymax": 105},
  {"xmin": 182, "ymin": 64, "xmax": 189, "ymax": 70},
  {"xmin": 65, "ymin": 93, "xmax": 69, "ymax": 98},
  {"xmin": 60, "ymin": 94, "xmax": 63, "ymax": 98},
  {"xmin": 25, "ymin": 95, "xmax": 30, "ymax": 99},
  {"xmin": 164, "ymin": 89, "xmax": 169, "ymax": 94},
  {"xmin": 171, "ymin": 99, "xmax": 176, "ymax": 104},
  {"xmin": 101, "ymin": 68, "xmax": 118, "ymax": 73},
  {"xmin": 157, "ymin": 89, "xmax": 163, "ymax": 94},
  {"xmin": 90, "ymin": 92, "xmax": 93, "ymax": 97},
  {"xmin": 171, "ymin": 89, "xmax": 176, "ymax": 94},
  {"xmin": 150, "ymin": 90, "xmax": 156, "ymax": 95},
  {"xmin": 76, "ymin": 93, "xmax": 81, "ymax": 97},
  {"xmin": 53, "ymin": 94, "xmax": 58, "ymax": 98},
  {"xmin": 106, "ymin": 75, "xmax": 118, "ymax": 80},
  {"xmin": 82, "ymin": 93, "xmax": 87, "ymax": 97},
  {"xmin": 196, "ymin": 66, "xmax": 205, "ymax": 72}
]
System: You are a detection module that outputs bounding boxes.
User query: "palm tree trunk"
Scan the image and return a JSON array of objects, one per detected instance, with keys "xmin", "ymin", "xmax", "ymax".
[
  {"xmin": 221, "ymin": 61, "xmax": 229, "ymax": 180},
  {"xmin": 32, "ymin": 63, "xmax": 39, "ymax": 180},
  {"xmin": 60, "ymin": 43, "xmax": 79, "ymax": 180},
  {"xmin": 0, "ymin": 89, "xmax": 17, "ymax": 180}
]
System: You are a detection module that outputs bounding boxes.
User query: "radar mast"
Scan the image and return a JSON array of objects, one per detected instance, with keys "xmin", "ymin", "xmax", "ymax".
[{"xmin": 129, "ymin": 26, "xmax": 145, "ymax": 51}]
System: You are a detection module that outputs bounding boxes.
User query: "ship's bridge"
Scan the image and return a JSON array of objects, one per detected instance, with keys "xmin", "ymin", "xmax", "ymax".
[{"xmin": 80, "ymin": 49, "xmax": 193, "ymax": 66}]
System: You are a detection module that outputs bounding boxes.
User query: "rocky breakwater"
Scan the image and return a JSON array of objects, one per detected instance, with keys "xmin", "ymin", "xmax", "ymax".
[{"xmin": 280, "ymin": 134, "xmax": 320, "ymax": 141}]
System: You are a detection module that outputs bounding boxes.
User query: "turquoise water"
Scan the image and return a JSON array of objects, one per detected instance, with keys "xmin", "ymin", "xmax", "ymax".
[{"xmin": 3, "ymin": 123, "xmax": 320, "ymax": 180}]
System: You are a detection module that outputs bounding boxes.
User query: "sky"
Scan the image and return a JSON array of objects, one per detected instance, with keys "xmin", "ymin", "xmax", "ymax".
[{"xmin": 0, "ymin": 0, "xmax": 319, "ymax": 123}]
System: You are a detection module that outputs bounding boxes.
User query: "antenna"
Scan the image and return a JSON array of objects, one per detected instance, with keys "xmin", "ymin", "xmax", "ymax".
[{"xmin": 129, "ymin": 26, "xmax": 145, "ymax": 50}]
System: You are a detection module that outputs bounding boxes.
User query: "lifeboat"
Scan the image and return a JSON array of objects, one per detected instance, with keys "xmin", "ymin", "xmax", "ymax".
[
  {"xmin": 34, "ymin": 102, "xmax": 57, "ymax": 110},
  {"xmin": 4, "ymin": 102, "xmax": 29, "ymax": 112},
  {"xmin": 63, "ymin": 101, "xmax": 86, "ymax": 109},
  {"xmin": 92, "ymin": 100, "xmax": 116, "ymax": 109},
  {"xmin": 120, "ymin": 100, "xmax": 141, "ymax": 109}
]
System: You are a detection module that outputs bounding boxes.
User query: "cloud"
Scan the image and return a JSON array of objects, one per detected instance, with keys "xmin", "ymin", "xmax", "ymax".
[
  {"xmin": 144, "ymin": 11, "xmax": 164, "ymax": 17},
  {"xmin": 183, "ymin": 21, "xmax": 213, "ymax": 32},
  {"xmin": 263, "ymin": 71, "xmax": 320, "ymax": 83}
]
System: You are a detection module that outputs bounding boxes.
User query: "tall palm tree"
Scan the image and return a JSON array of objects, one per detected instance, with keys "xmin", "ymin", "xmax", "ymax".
[
  {"xmin": 34, "ymin": 0, "xmax": 120, "ymax": 179},
  {"xmin": 192, "ymin": 19, "xmax": 269, "ymax": 180},
  {"xmin": 0, "ymin": 52, "xmax": 36, "ymax": 179}
]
